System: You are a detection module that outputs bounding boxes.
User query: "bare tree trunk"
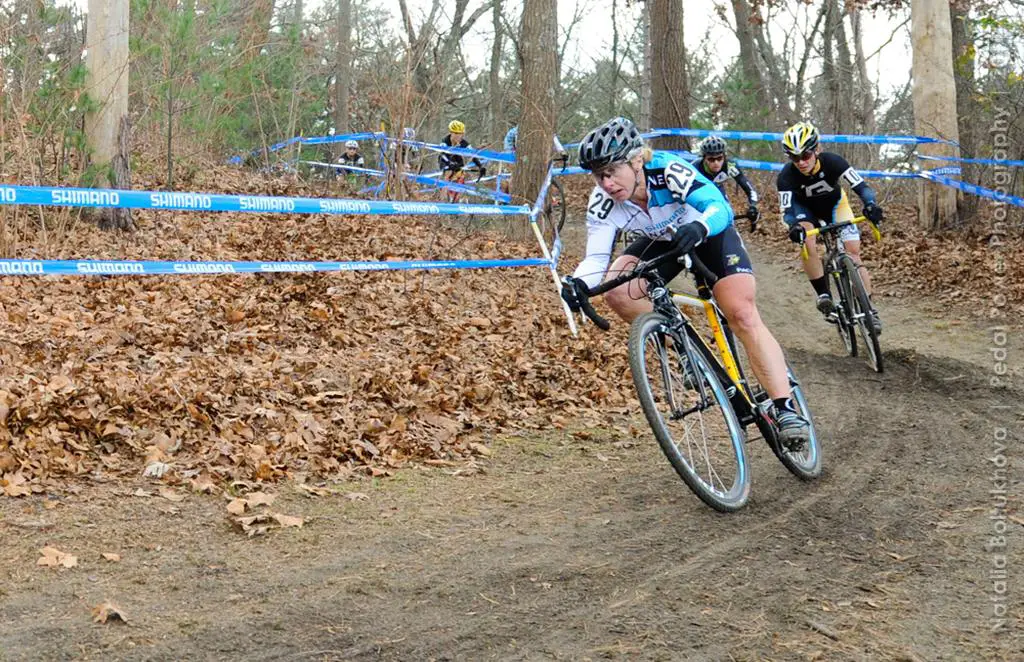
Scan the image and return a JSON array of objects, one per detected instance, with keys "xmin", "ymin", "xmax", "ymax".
[
  {"xmin": 86, "ymin": 0, "xmax": 134, "ymax": 230},
  {"xmin": 834, "ymin": 3, "xmax": 856, "ymax": 133},
  {"xmin": 749, "ymin": 10, "xmax": 794, "ymax": 121},
  {"xmin": 333, "ymin": 0, "xmax": 352, "ymax": 157},
  {"xmin": 911, "ymin": 0, "xmax": 961, "ymax": 230},
  {"xmin": 639, "ymin": 0, "xmax": 651, "ymax": 130},
  {"xmin": 950, "ymin": 0, "xmax": 979, "ymax": 218},
  {"xmin": 510, "ymin": 0, "xmax": 557, "ymax": 236},
  {"xmin": 649, "ymin": 0, "xmax": 689, "ymax": 150},
  {"xmin": 19, "ymin": 0, "xmax": 45, "ymax": 108},
  {"xmin": 821, "ymin": 0, "xmax": 846, "ymax": 134},
  {"xmin": 731, "ymin": 0, "xmax": 772, "ymax": 122},
  {"xmin": 488, "ymin": 0, "xmax": 503, "ymax": 145},
  {"xmin": 793, "ymin": 3, "xmax": 827, "ymax": 117},
  {"xmin": 849, "ymin": 6, "xmax": 877, "ymax": 165},
  {"xmin": 609, "ymin": 0, "xmax": 619, "ymax": 119}
]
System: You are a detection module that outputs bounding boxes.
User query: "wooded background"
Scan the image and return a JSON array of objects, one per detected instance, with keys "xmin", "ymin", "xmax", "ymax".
[{"xmin": 1, "ymin": 0, "xmax": 1022, "ymax": 229}]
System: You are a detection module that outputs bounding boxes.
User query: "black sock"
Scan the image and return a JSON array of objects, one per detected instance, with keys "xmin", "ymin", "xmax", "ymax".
[
  {"xmin": 810, "ymin": 276, "xmax": 830, "ymax": 298},
  {"xmin": 773, "ymin": 397, "xmax": 795, "ymax": 413}
]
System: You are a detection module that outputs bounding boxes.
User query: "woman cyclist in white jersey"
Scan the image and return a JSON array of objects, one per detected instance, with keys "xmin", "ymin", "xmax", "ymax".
[{"xmin": 561, "ymin": 117, "xmax": 810, "ymax": 449}]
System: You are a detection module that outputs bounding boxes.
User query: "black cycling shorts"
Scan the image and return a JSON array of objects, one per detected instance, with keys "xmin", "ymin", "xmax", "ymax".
[{"xmin": 624, "ymin": 225, "xmax": 754, "ymax": 286}]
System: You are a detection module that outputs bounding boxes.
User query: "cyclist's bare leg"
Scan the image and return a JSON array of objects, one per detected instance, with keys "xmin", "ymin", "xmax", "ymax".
[
  {"xmin": 712, "ymin": 273, "xmax": 791, "ymax": 400},
  {"xmin": 602, "ymin": 255, "xmax": 653, "ymax": 322},
  {"xmin": 843, "ymin": 238, "xmax": 873, "ymax": 296}
]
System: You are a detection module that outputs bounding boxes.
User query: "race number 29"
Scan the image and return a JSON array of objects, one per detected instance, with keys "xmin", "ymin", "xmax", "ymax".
[
  {"xmin": 588, "ymin": 192, "xmax": 614, "ymax": 220},
  {"xmin": 665, "ymin": 162, "xmax": 697, "ymax": 198}
]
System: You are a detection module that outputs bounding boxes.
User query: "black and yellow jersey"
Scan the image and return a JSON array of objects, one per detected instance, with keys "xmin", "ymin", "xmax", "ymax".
[{"xmin": 776, "ymin": 151, "xmax": 876, "ymax": 226}]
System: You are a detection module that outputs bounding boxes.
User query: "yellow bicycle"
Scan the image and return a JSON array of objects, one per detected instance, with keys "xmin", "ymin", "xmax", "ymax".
[
  {"xmin": 570, "ymin": 246, "xmax": 821, "ymax": 512},
  {"xmin": 800, "ymin": 215, "xmax": 883, "ymax": 373}
]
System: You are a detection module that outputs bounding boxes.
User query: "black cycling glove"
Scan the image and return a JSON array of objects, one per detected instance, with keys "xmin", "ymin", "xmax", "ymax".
[{"xmin": 671, "ymin": 223, "xmax": 708, "ymax": 254}]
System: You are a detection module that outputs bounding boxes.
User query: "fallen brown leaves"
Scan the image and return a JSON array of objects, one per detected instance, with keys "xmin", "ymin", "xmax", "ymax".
[
  {"xmin": 0, "ymin": 169, "xmax": 634, "ymax": 494},
  {"xmin": 92, "ymin": 601, "xmax": 128, "ymax": 624},
  {"xmin": 226, "ymin": 490, "xmax": 305, "ymax": 536},
  {"xmin": 37, "ymin": 546, "xmax": 77, "ymax": 569}
]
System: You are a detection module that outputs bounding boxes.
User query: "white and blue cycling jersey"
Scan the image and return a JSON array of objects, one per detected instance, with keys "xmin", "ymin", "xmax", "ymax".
[{"xmin": 573, "ymin": 151, "xmax": 734, "ymax": 288}]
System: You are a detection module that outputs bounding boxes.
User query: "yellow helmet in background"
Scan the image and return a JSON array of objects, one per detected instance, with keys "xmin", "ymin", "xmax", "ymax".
[{"xmin": 448, "ymin": 120, "xmax": 466, "ymax": 134}]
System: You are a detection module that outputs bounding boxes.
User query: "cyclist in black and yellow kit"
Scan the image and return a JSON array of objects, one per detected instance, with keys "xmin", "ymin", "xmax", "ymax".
[
  {"xmin": 776, "ymin": 121, "xmax": 884, "ymax": 333},
  {"xmin": 439, "ymin": 120, "xmax": 486, "ymax": 184},
  {"xmin": 690, "ymin": 135, "xmax": 760, "ymax": 231}
]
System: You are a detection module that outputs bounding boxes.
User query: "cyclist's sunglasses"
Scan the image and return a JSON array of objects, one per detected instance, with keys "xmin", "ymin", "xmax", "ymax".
[{"xmin": 789, "ymin": 150, "xmax": 816, "ymax": 163}]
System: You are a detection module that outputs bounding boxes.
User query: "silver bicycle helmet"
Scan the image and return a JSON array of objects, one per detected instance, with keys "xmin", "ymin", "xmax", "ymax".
[
  {"xmin": 577, "ymin": 117, "xmax": 643, "ymax": 171},
  {"xmin": 700, "ymin": 135, "xmax": 727, "ymax": 156}
]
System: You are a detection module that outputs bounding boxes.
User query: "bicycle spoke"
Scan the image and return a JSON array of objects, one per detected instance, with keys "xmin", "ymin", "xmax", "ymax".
[{"xmin": 631, "ymin": 316, "xmax": 749, "ymax": 511}]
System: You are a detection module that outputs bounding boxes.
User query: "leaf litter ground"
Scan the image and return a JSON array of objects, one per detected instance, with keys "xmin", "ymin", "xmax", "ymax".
[{"xmin": 0, "ymin": 169, "xmax": 634, "ymax": 497}]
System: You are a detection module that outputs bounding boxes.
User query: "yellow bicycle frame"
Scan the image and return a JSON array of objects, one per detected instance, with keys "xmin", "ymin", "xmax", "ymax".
[{"xmin": 671, "ymin": 290, "xmax": 750, "ymax": 405}]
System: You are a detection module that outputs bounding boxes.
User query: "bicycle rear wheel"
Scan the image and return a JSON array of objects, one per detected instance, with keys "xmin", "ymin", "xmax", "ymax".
[
  {"xmin": 841, "ymin": 255, "xmax": 883, "ymax": 373},
  {"xmin": 770, "ymin": 365, "xmax": 822, "ymax": 480},
  {"xmin": 628, "ymin": 313, "xmax": 750, "ymax": 512},
  {"xmin": 827, "ymin": 258, "xmax": 857, "ymax": 357},
  {"xmin": 723, "ymin": 322, "xmax": 821, "ymax": 480}
]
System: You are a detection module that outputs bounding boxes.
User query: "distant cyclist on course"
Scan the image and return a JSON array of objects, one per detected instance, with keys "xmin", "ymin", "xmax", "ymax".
[
  {"xmin": 776, "ymin": 121, "xmax": 884, "ymax": 333},
  {"xmin": 690, "ymin": 135, "xmax": 760, "ymax": 231},
  {"xmin": 439, "ymin": 120, "xmax": 486, "ymax": 184}
]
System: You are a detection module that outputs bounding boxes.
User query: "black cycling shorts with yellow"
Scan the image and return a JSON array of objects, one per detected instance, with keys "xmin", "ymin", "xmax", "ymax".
[{"xmin": 790, "ymin": 189, "xmax": 860, "ymax": 242}]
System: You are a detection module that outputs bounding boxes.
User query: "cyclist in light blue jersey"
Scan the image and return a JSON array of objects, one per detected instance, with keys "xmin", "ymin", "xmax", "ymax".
[
  {"xmin": 503, "ymin": 125, "xmax": 568, "ymax": 161},
  {"xmin": 560, "ymin": 117, "xmax": 810, "ymax": 449}
]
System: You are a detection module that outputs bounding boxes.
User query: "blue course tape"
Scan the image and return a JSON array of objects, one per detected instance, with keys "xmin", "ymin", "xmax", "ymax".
[
  {"xmin": 0, "ymin": 257, "xmax": 551, "ymax": 277},
  {"xmin": 918, "ymin": 153, "xmax": 1024, "ymax": 167},
  {"xmin": 919, "ymin": 171, "xmax": 1024, "ymax": 208},
  {"xmin": 650, "ymin": 127, "xmax": 951, "ymax": 145},
  {"xmin": 228, "ymin": 132, "xmax": 387, "ymax": 164},
  {"xmin": 0, "ymin": 184, "xmax": 529, "ymax": 216},
  {"xmin": 301, "ymin": 161, "xmax": 386, "ymax": 178},
  {"xmin": 404, "ymin": 139, "xmax": 515, "ymax": 164},
  {"xmin": 401, "ymin": 171, "xmax": 511, "ymax": 203},
  {"xmin": 300, "ymin": 132, "xmax": 385, "ymax": 146}
]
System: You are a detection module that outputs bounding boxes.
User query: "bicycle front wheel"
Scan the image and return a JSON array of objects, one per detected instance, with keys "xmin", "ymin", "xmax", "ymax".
[
  {"xmin": 828, "ymin": 258, "xmax": 857, "ymax": 357},
  {"xmin": 540, "ymin": 177, "xmax": 566, "ymax": 249},
  {"xmin": 841, "ymin": 255, "xmax": 883, "ymax": 373},
  {"xmin": 628, "ymin": 313, "xmax": 750, "ymax": 512}
]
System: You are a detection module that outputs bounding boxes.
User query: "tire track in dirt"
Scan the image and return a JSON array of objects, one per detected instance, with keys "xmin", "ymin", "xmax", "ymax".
[
  {"xmin": 310, "ymin": 242, "xmax": 1020, "ymax": 661},
  {"xmin": 367, "ymin": 349, "xmax": 998, "ymax": 662}
]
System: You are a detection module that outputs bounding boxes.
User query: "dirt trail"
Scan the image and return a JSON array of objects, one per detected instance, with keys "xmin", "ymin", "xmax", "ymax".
[{"xmin": 1, "ymin": 242, "xmax": 1021, "ymax": 661}]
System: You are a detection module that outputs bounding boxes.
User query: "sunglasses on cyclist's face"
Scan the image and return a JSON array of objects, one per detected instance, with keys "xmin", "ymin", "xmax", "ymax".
[
  {"xmin": 704, "ymin": 154, "xmax": 725, "ymax": 163},
  {"xmin": 790, "ymin": 150, "xmax": 816, "ymax": 163}
]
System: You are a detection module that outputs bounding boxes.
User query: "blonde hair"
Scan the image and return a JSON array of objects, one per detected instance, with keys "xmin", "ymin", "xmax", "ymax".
[{"xmin": 628, "ymin": 145, "xmax": 652, "ymax": 168}]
